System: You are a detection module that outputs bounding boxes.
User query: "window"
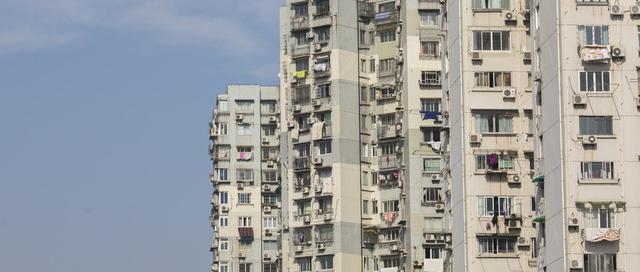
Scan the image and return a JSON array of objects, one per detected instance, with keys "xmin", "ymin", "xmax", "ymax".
[
  {"xmin": 475, "ymin": 154, "xmax": 514, "ymax": 170},
  {"xmin": 531, "ymin": 197, "xmax": 537, "ymax": 212},
  {"xmin": 316, "ymin": 83, "xmax": 330, "ymax": 98},
  {"xmin": 316, "ymin": 26, "xmax": 330, "ymax": 42},
  {"xmin": 578, "ymin": 25, "xmax": 609, "ymax": 46},
  {"xmin": 380, "ymin": 114, "xmax": 396, "ymax": 126},
  {"xmin": 295, "ymin": 199, "xmax": 312, "ymax": 215},
  {"xmin": 238, "ymin": 216, "xmax": 252, "ymax": 227},
  {"xmin": 472, "ymin": 0, "xmax": 510, "ymax": 9},
  {"xmin": 474, "ymin": 72, "xmax": 512, "ymax": 87},
  {"xmin": 584, "ymin": 207, "xmax": 616, "ymax": 228},
  {"xmin": 318, "ymin": 140, "xmax": 332, "ymax": 154},
  {"xmin": 263, "ymin": 217, "xmax": 278, "ymax": 229},
  {"xmin": 420, "ymin": 41, "xmax": 440, "ymax": 58},
  {"xmin": 261, "ymin": 147, "xmax": 278, "ymax": 161},
  {"xmin": 220, "ymin": 238, "xmax": 229, "ymax": 251},
  {"xmin": 219, "ymin": 263, "xmax": 229, "ymax": 272},
  {"xmin": 318, "ymin": 256, "xmax": 334, "ymax": 269},
  {"xmin": 380, "ymin": 142, "xmax": 396, "ymax": 155},
  {"xmin": 382, "ymin": 228, "xmax": 399, "ymax": 241},
  {"xmin": 293, "ymin": 3, "xmax": 308, "ymax": 17},
  {"xmin": 531, "ymin": 237, "xmax": 538, "ymax": 258},
  {"xmin": 477, "ymin": 196, "xmax": 516, "ymax": 216},
  {"xmin": 237, "ymin": 146, "xmax": 253, "ymax": 160},
  {"xmin": 216, "ymin": 168, "xmax": 229, "ymax": 181},
  {"xmin": 295, "ymin": 143, "xmax": 311, "ymax": 157},
  {"xmin": 216, "ymin": 123, "xmax": 228, "ymax": 135},
  {"xmin": 579, "ymin": 71, "xmax": 610, "ymax": 92},
  {"xmin": 474, "ymin": 112, "xmax": 513, "ymax": 133},
  {"xmin": 581, "ymin": 162, "xmax": 614, "ymax": 179},
  {"xmin": 294, "ymin": 86, "xmax": 310, "ymax": 103},
  {"xmin": 239, "ymin": 263, "xmax": 252, "ymax": 272},
  {"xmin": 261, "ymin": 101, "xmax": 277, "ymax": 114},
  {"xmin": 379, "ymin": 58, "xmax": 396, "ymax": 72},
  {"xmin": 262, "ymin": 194, "xmax": 279, "ymax": 206},
  {"xmin": 294, "ymin": 31, "xmax": 309, "ymax": 45},
  {"xmin": 217, "ymin": 100, "xmax": 228, "ymax": 112},
  {"xmin": 220, "ymin": 192, "xmax": 229, "ymax": 204},
  {"xmin": 383, "ymin": 200, "xmax": 400, "ymax": 212},
  {"xmin": 237, "ymin": 169, "xmax": 254, "ymax": 182},
  {"xmin": 379, "ymin": 30, "xmax": 396, "ymax": 43},
  {"xmin": 525, "ymin": 152, "xmax": 534, "ymax": 170},
  {"xmin": 425, "ymin": 247, "xmax": 442, "ymax": 259},
  {"xmin": 420, "ymin": 71, "xmax": 441, "ymax": 85},
  {"xmin": 423, "ymin": 188, "xmax": 442, "ymax": 203},
  {"xmin": 238, "ymin": 193, "xmax": 251, "ymax": 204},
  {"xmin": 263, "ymin": 171, "xmax": 278, "ymax": 183},
  {"xmin": 584, "ymin": 254, "xmax": 617, "ymax": 272},
  {"xmin": 421, "ymin": 99, "xmax": 441, "ymax": 112},
  {"xmin": 262, "ymin": 125, "xmax": 277, "ymax": 136},
  {"xmin": 372, "ymin": 200, "xmax": 379, "ymax": 214},
  {"xmin": 236, "ymin": 100, "xmax": 253, "ymax": 112},
  {"xmin": 478, "ymin": 237, "xmax": 517, "ymax": 254},
  {"xmin": 419, "ymin": 10, "xmax": 439, "ymax": 26},
  {"xmin": 297, "ymin": 257, "xmax": 312, "ymax": 272},
  {"xmin": 237, "ymin": 124, "xmax": 252, "ymax": 135},
  {"xmin": 263, "ymin": 263, "xmax": 277, "ymax": 272},
  {"xmin": 579, "ymin": 116, "xmax": 613, "ymax": 135},
  {"xmin": 219, "ymin": 216, "xmax": 228, "ymax": 227},
  {"xmin": 370, "ymin": 59, "xmax": 376, "ymax": 72},
  {"xmin": 421, "ymin": 127, "xmax": 441, "ymax": 142},
  {"xmin": 473, "ymin": 31, "xmax": 510, "ymax": 51},
  {"xmin": 315, "ymin": 0, "xmax": 330, "ymax": 16},
  {"xmin": 377, "ymin": 88, "xmax": 396, "ymax": 99},
  {"xmin": 383, "ymin": 258, "xmax": 400, "ymax": 268},
  {"xmin": 295, "ymin": 58, "xmax": 309, "ymax": 71},
  {"xmin": 363, "ymin": 200, "xmax": 369, "ymax": 214},
  {"xmin": 423, "ymin": 158, "xmax": 441, "ymax": 172}
]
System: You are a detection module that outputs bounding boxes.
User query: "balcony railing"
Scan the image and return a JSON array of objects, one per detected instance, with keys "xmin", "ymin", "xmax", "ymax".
[
  {"xmin": 378, "ymin": 125, "xmax": 398, "ymax": 139},
  {"xmin": 291, "ymin": 44, "xmax": 310, "ymax": 57},
  {"xmin": 374, "ymin": 10, "xmax": 398, "ymax": 25},
  {"xmin": 357, "ymin": 1, "xmax": 373, "ymax": 18},
  {"xmin": 379, "ymin": 155, "xmax": 399, "ymax": 170},
  {"xmin": 290, "ymin": 16, "xmax": 310, "ymax": 30}
]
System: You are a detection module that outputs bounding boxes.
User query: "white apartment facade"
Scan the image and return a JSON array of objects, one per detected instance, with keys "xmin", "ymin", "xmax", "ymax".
[
  {"xmin": 209, "ymin": 85, "xmax": 282, "ymax": 272},
  {"xmin": 531, "ymin": 0, "xmax": 640, "ymax": 271}
]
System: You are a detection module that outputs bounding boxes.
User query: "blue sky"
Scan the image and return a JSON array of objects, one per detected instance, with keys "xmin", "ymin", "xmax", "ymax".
[{"xmin": 0, "ymin": 1, "xmax": 282, "ymax": 271}]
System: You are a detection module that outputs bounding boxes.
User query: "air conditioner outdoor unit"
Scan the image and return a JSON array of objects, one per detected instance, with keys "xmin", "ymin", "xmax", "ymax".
[
  {"xmin": 237, "ymin": 182, "xmax": 245, "ymax": 189},
  {"xmin": 313, "ymin": 157, "xmax": 323, "ymax": 165},
  {"xmin": 307, "ymin": 117, "xmax": 316, "ymax": 124},
  {"xmin": 323, "ymin": 214, "xmax": 331, "ymax": 221},
  {"xmin": 391, "ymin": 245, "xmax": 399, "ymax": 251},
  {"xmin": 295, "ymin": 245, "xmax": 303, "ymax": 252},
  {"xmin": 570, "ymin": 259, "xmax": 583, "ymax": 269},
  {"xmin": 293, "ymin": 105, "xmax": 301, "ymax": 112},
  {"xmin": 517, "ymin": 237, "xmax": 530, "ymax": 246},
  {"xmin": 238, "ymin": 252, "xmax": 246, "ymax": 258},
  {"xmin": 262, "ymin": 184, "xmax": 271, "ymax": 191},
  {"xmin": 426, "ymin": 234, "xmax": 436, "ymax": 241},
  {"xmin": 610, "ymin": 4, "xmax": 623, "ymax": 15},
  {"xmin": 269, "ymin": 116, "xmax": 277, "ymax": 123},
  {"xmin": 523, "ymin": 51, "xmax": 532, "ymax": 61},
  {"xmin": 568, "ymin": 216, "xmax": 580, "ymax": 227},
  {"xmin": 581, "ymin": 135, "xmax": 597, "ymax": 145},
  {"xmin": 611, "ymin": 46, "xmax": 624, "ymax": 58},
  {"xmin": 469, "ymin": 134, "xmax": 482, "ymax": 143},
  {"xmin": 413, "ymin": 260, "xmax": 423, "ymax": 267},
  {"xmin": 235, "ymin": 114, "xmax": 243, "ymax": 121},
  {"xmin": 431, "ymin": 174, "xmax": 441, "ymax": 181},
  {"xmin": 508, "ymin": 219, "xmax": 522, "ymax": 229},
  {"xmin": 262, "ymin": 137, "xmax": 269, "ymax": 144},
  {"xmin": 573, "ymin": 94, "xmax": 587, "ymax": 105},
  {"xmin": 504, "ymin": 11, "xmax": 516, "ymax": 21},
  {"xmin": 303, "ymin": 216, "xmax": 311, "ymax": 223},
  {"xmin": 267, "ymin": 160, "xmax": 275, "ymax": 167},
  {"xmin": 314, "ymin": 185, "xmax": 322, "ymax": 192},
  {"xmin": 263, "ymin": 253, "xmax": 272, "ymax": 260},
  {"xmin": 471, "ymin": 52, "xmax": 482, "ymax": 61},
  {"xmin": 312, "ymin": 99, "xmax": 322, "ymax": 107},
  {"xmin": 287, "ymin": 121, "xmax": 295, "ymax": 128},
  {"xmin": 503, "ymin": 88, "xmax": 516, "ymax": 99},
  {"xmin": 435, "ymin": 203, "xmax": 445, "ymax": 210},
  {"xmin": 632, "ymin": 5, "xmax": 640, "ymax": 15},
  {"xmin": 303, "ymin": 186, "xmax": 310, "ymax": 193},
  {"xmin": 534, "ymin": 71, "xmax": 542, "ymax": 81},
  {"xmin": 317, "ymin": 243, "xmax": 325, "ymax": 250},
  {"xmin": 265, "ymin": 229, "xmax": 272, "ymax": 236},
  {"xmin": 221, "ymin": 206, "xmax": 229, "ymax": 213},
  {"xmin": 313, "ymin": 43, "xmax": 322, "ymax": 51},
  {"xmin": 509, "ymin": 175, "xmax": 521, "ymax": 184}
]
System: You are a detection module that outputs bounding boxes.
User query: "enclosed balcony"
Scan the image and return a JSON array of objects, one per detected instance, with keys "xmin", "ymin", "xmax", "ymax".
[
  {"xmin": 290, "ymin": 16, "xmax": 310, "ymax": 31},
  {"xmin": 378, "ymin": 155, "xmax": 399, "ymax": 170},
  {"xmin": 294, "ymin": 156, "xmax": 311, "ymax": 170},
  {"xmin": 374, "ymin": 10, "xmax": 398, "ymax": 25}
]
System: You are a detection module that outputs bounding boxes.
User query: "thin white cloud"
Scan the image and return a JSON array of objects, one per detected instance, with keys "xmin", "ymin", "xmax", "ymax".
[{"xmin": 0, "ymin": 0, "xmax": 280, "ymax": 56}]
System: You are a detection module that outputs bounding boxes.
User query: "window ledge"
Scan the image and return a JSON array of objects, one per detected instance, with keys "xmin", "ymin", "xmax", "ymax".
[
  {"xmin": 578, "ymin": 135, "xmax": 616, "ymax": 139},
  {"xmin": 471, "ymin": 8, "xmax": 504, "ymax": 12},
  {"xmin": 481, "ymin": 132, "xmax": 518, "ymax": 136},
  {"xmin": 471, "ymin": 88, "xmax": 511, "ymax": 92},
  {"xmin": 578, "ymin": 179, "xmax": 619, "ymax": 184},
  {"xmin": 477, "ymin": 253, "xmax": 519, "ymax": 258}
]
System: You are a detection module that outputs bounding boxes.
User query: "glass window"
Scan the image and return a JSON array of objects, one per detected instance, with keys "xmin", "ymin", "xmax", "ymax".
[
  {"xmin": 237, "ymin": 169, "xmax": 254, "ymax": 182},
  {"xmin": 474, "ymin": 72, "xmax": 512, "ymax": 87},
  {"xmin": 217, "ymin": 100, "xmax": 228, "ymax": 112},
  {"xmin": 419, "ymin": 10, "xmax": 439, "ymax": 26},
  {"xmin": 473, "ymin": 31, "xmax": 510, "ymax": 51},
  {"xmin": 578, "ymin": 25, "xmax": 609, "ymax": 46},
  {"xmin": 383, "ymin": 257, "xmax": 400, "ymax": 268},
  {"xmin": 363, "ymin": 200, "xmax": 369, "ymax": 214},
  {"xmin": 263, "ymin": 217, "xmax": 278, "ymax": 229},
  {"xmin": 238, "ymin": 193, "xmax": 251, "ymax": 204},
  {"xmin": 220, "ymin": 192, "xmax": 229, "ymax": 204},
  {"xmin": 425, "ymin": 247, "xmax": 442, "ymax": 259},
  {"xmin": 478, "ymin": 237, "xmax": 517, "ymax": 254},
  {"xmin": 477, "ymin": 196, "xmax": 516, "ymax": 217},
  {"xmin": 293, "ymin": 3, "xmax": 308, "ymax": 17},
  {"xmin": 236, "ymin": 100, "xmax": 254, "ymax": 112},
  {"xmin": 219, "ymin": 216, "xmax": 228, "ymax": 227},
  {"xmin": 220, "ymin": 238, "xmax": 229, "ymax": 251},
  {"xmin": 581, "ymin": 162, "xmax": 614, "ymax": 179},
  {"xmin": 584, "ymin": 254, "xmax": 617, "ymax": 272},
  {"xmin": 216, "ymin": 123, "xmax": 228, "ymax": 135},
  {"xmin": 316, "ymin": 83, "xmax": 330, "ymax": 98},
  {"xmin": 318, "ymin": 256, "xmax": 334, "ymax": 269},
  {"xmin": 263, "ymin": 263, "xmax": 278, "ymax": 272},
  {"xmin": 420, "ymin": 71, "xmax": 442, "ymax": 85},
  {"xmin": 379, "ymin": 58, "xmax": 396, "ymax": 72},
  {"xmin": 237, "ymin": 124, "xmax": 252, "ymax": 136},
  {"xmin": 318, "ymin": 140, "xmax": 332, "ymax": 154},
  {"xmin": 423, "ymin": 188, "xmax": 442, "ymax": 203},
  {"xmin": 297, "ymin": 257, "xmax": 312, "ymax": 272},
  {"xmin": 316, "ymin": 26, "xmax": 330, "ymax": 42},
  {"xmin": 474, "ymin": 111, "xmax": 514, "ymax": 133},
  {"xmin": 379, "ymin": 30, "xmax": 396, "ymax": 43},
  {"xmin": 383, "ymin": 200, "xmax": 400, "ymax": 212},
  {"xmin": 295, "ymin": 58, "xmax": 309, "ymax": 71},
  {"xmin": 239, "ymin": 263, "xmax": 252, "ymax": 272},
  {"xmin": 420, "ymin": 41, "xmax": 440, "ymax": 58},
  {"xmin": 421, "ymin": 127, "xmax": 441, "ymax": 142},
  {"xmin": 423, "ymin": 158, "xmax": 441, "ymax": 172},
  {"xmin": 216, "ymin": 168, "xmax": 229, "ymax": 181},
  {"xmin": 381, "ymin": 228, "xmax": 399, "ymax": 241},
  {"xmin": 579, "ymin": 71, "xmax": 610, "ymax": 92},
  {"xmin": 579, "ymin": 116, "xmax": 613, "ymax": 135},
  {"xmin": 472, "ymin": 0, "xmax": 510, "ymax": 9},
  {"xmin": 421, "ymin": 99, "xmax": 442, "ymax": 112},
  {"xmin": 238, "ymin": 216, "xmax": 252, "ymax": 227},
  {"xmin": 475, "ymin": 154, "xmax": 514, "ymax": 170},
  {"xmin": 315, "ymin": 0, "xmax": 330, "ymax": 16}
]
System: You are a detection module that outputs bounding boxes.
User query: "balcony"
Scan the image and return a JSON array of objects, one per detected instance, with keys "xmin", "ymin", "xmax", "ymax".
[
  {"xmin": 377, "ymin": 68, "xmax": 396, "ymax": 78},
  {"xmin": 290, "ymin": 16, "xmax": 310, "ymax": 31},
  {"xmin": 291, "ymin": 43, "xmax": 310, "ymax": 57},
  {"xmin": 379, "ymin": 155, "xmax": 399, "ymax": 170},
  {"xmin": 294, "ymin": 156, "xmax": 311, "ymax": 170},
  {"xmin": 312, "ymin": 63, "xmax": 331, "ymax": 78},
  {"xmin": 578, "ymin": 45, "xmax": 611, "ymax": 63},
  {"xmin": 314, "ymin": 208, "xmax": 333, "ymax": 221},
  {"xmin": 374, "ymin": 10, "xmax": 398, "ymax": 25},
  {"xmin": 418, "ymin": 0, "xmax": 440, "ymax": 10},
  {"xmin": 377, "ymin": 125, "xmax": 398, "ymax": 139},
  {"xmin": 357, "ymin": 1, "xmax": 373, "ymax": 18},
  {"xmin": 582, "ymin": 228, "xmax": 620, "ymax": 242}
]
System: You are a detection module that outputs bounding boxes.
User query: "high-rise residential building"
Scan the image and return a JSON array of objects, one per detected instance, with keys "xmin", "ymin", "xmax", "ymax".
[
  {"xmin": 442, "ymin": 0, "xmax": 538, "ymax": 271},
  {"xmin": 531, "ymin": 0, "xmax": 640, "ymax": 271},
  {"xmin": 209, "ymin": 85, "xmax": 282, "ymax": 272},
  {"xmin": 279, "ymin": 1, "xmax": 446, "ymax": 271}
]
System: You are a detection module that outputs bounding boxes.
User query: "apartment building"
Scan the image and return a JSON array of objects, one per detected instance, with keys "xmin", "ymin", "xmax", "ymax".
[
  {"xmin": 208, "ymin": 85, "xmax": 282, "ymax": 272},
  {"xmin": 531, "ymin": 0, "xmax": 640, "ymax": 271},
  {"xmin": 442, "ymin": 0, "xmax": 538, "ymax": 271},
  {"xmin": 279, "ymin": 1, "xmax": 447, "ymax": 271}
]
